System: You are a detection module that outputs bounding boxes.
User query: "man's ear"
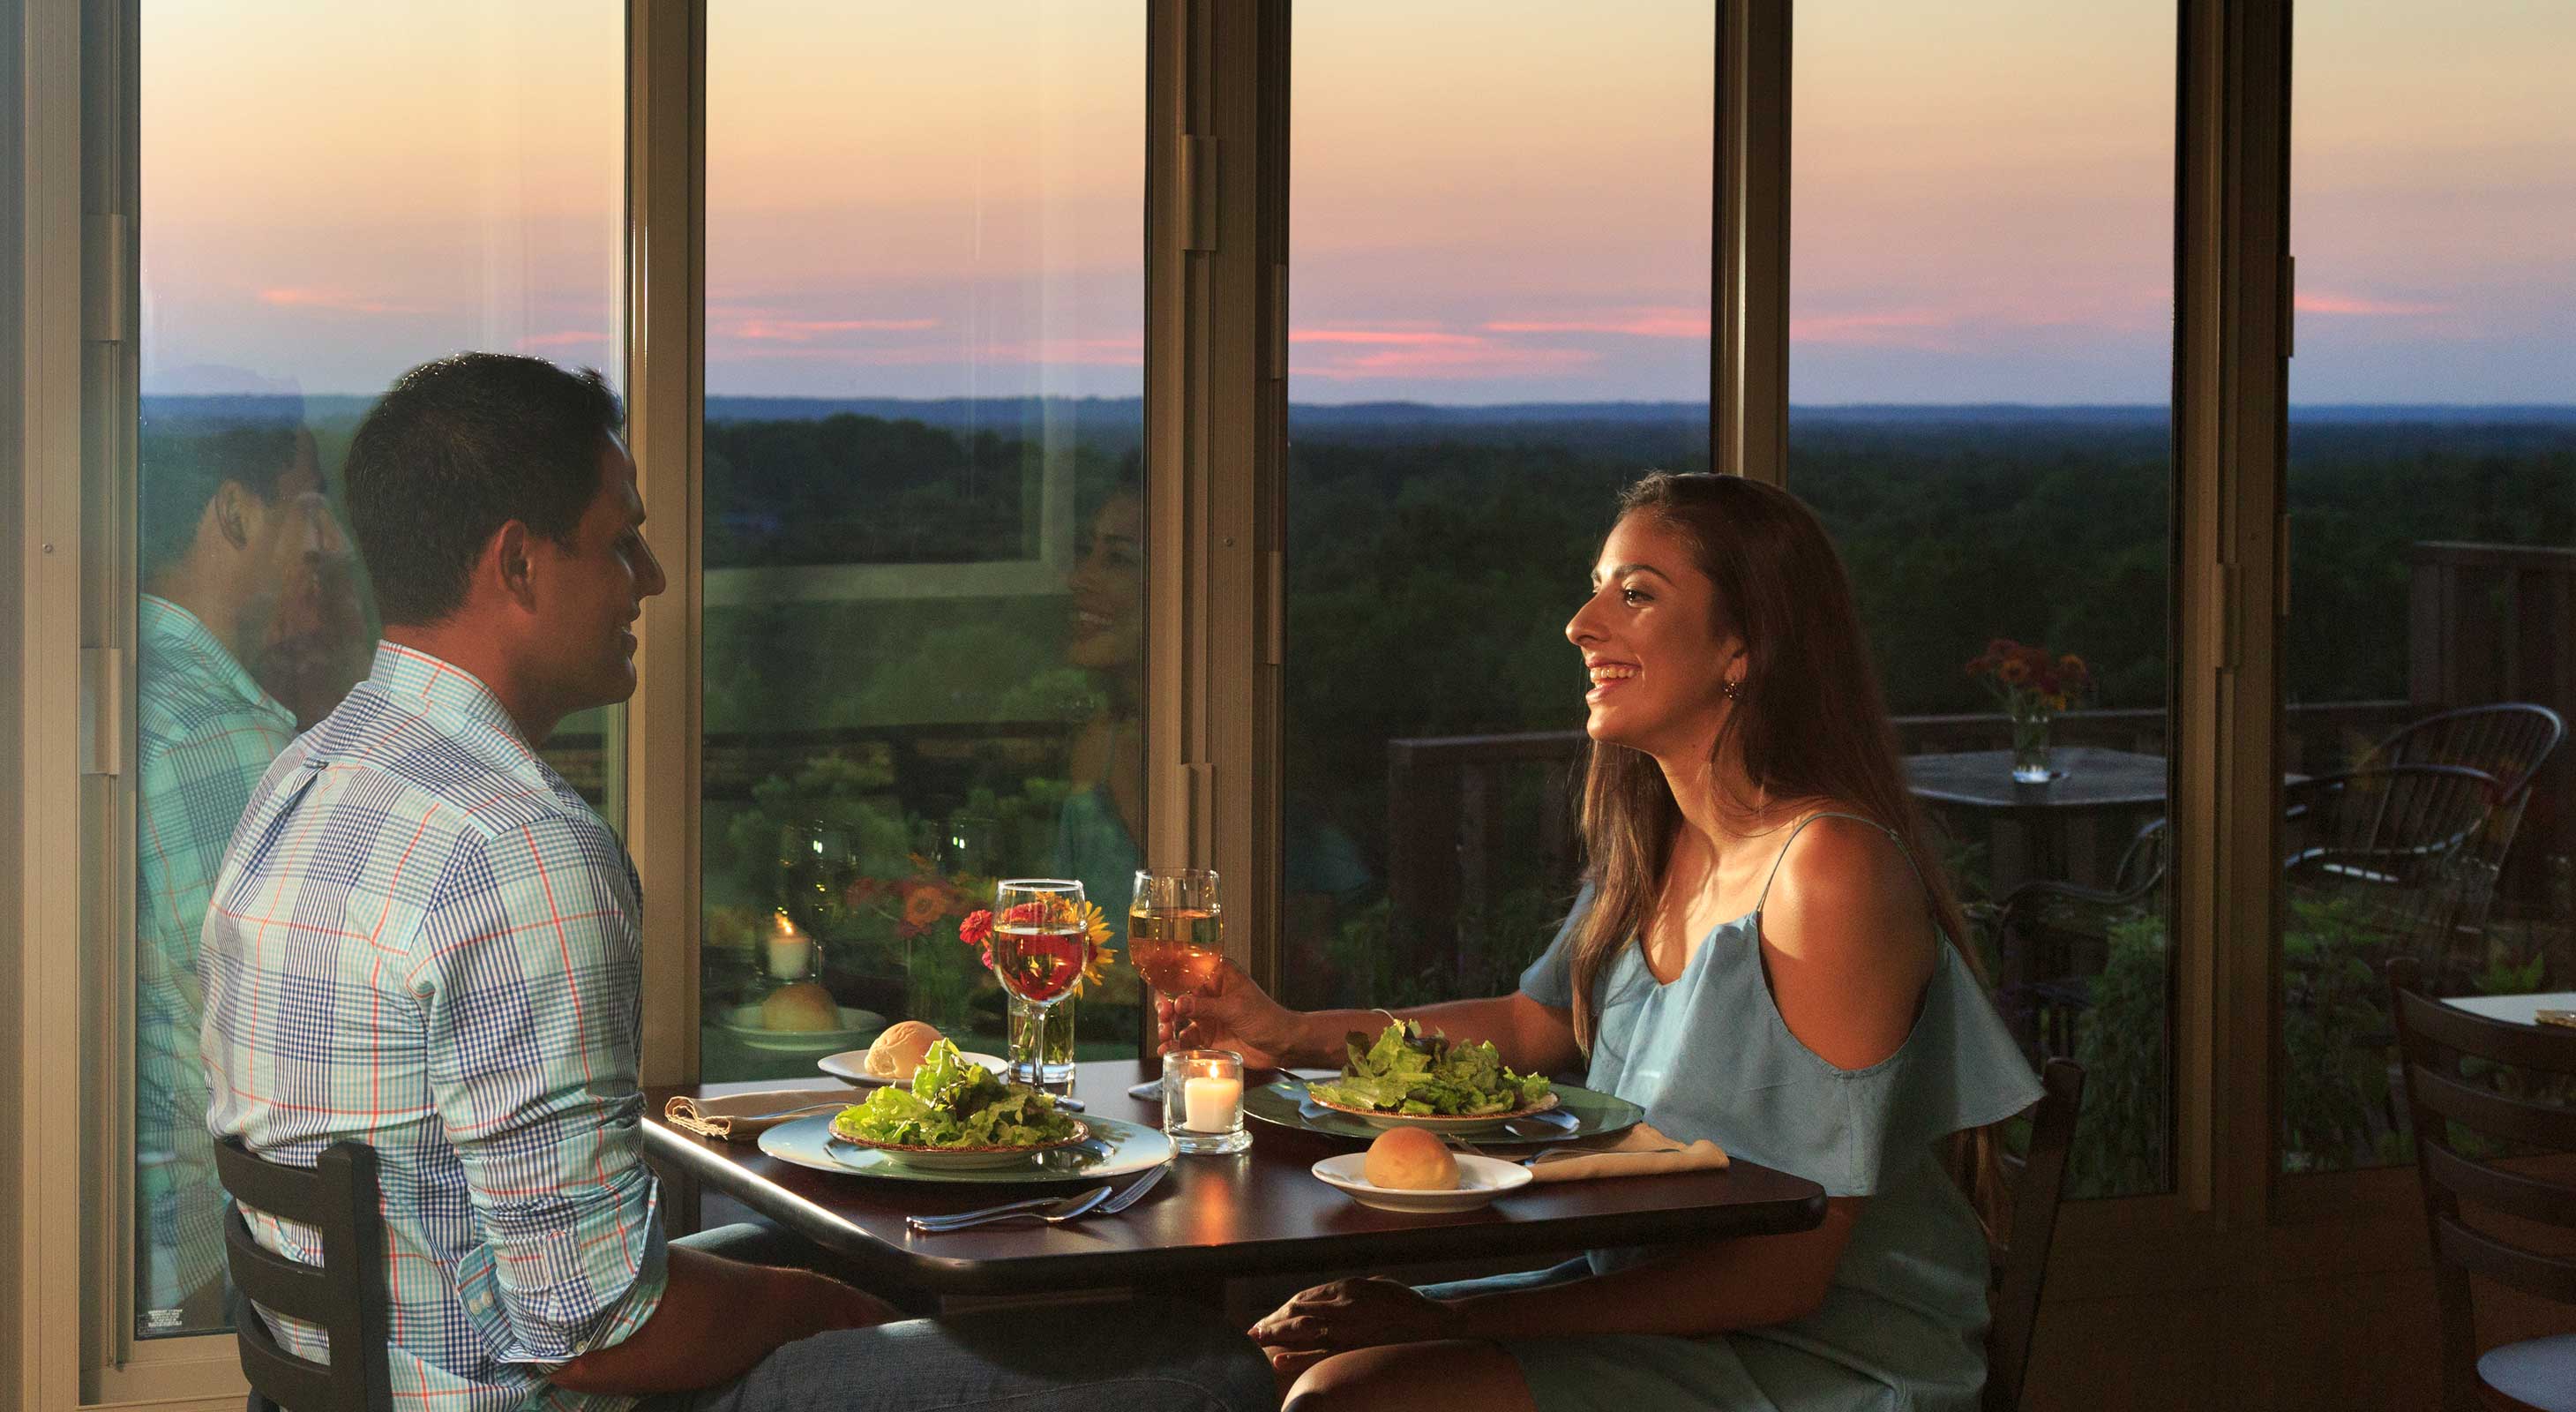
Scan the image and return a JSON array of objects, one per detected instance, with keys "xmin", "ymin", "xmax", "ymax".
[
  {"xmin": 208, "ymin": 481, "xmax": 255, "ymax": 552},
  {"xmin": 489, "ymin": 521, "xmax": 538, "ymax": 611}
]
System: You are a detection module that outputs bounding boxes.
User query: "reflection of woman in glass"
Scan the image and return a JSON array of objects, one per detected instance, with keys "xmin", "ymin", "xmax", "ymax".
[{"xmin": 1164, "ymin": 473, "xmax": 2041, "ymax": 1412}]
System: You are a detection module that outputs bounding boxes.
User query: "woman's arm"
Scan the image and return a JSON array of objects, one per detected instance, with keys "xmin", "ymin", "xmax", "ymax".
[
  {"xmin": 1164, "ymin": 975, "xmax": 1579, "ymax": 1076},
  {"xmin": 1253, "ymin": 1202, "xmax": 1861, "ymax": 1368}
]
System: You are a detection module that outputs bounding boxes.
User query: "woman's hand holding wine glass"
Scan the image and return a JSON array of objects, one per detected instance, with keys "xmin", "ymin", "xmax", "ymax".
[{"xmin": 1154, "ymin": 957, "xmax": 1312, "ymax": 1070}]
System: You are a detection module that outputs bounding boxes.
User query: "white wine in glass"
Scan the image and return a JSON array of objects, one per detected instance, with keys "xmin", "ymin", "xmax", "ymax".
[{"xmin": 1129, "ymin": 867, "xmax": 1222, "ymax": 1003}]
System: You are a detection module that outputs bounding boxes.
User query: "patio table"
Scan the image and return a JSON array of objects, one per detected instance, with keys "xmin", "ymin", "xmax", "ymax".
[{"xmin": 643, "ymin": 1061, "xmax": 1825, "ymax": 1304}]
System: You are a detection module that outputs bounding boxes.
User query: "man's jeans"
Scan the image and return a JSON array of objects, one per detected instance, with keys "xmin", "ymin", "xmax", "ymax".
[{"xmin": 635, "ymin": 1223, "xmax": 1276, "ymax": 1412}]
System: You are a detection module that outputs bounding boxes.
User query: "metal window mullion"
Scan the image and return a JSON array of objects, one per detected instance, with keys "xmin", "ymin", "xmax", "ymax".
[
  {"xmin": 2171, "ymin": 0, "xmax": 2291, "ymax": 1229},
  {"xmin": 1715, "ymin": 0, "xmax": 1788, "ymax": 485},
  {"xmin": 624, "ymin": 0, "xmax": 706, "ymax": 1090},
  {"xmin": 1145, "ymin": 0, "xmax": 1282, "ymax": 990}
]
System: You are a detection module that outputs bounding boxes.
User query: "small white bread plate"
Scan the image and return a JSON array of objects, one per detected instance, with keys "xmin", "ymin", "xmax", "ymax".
[
  {"xmin": 1310, "ymin": 1153, "xmax": 1533, "ymax": 1213},
  {"xmin": 818, "ymin": 1048, "xmax": 1009, "ymax": 1087}
]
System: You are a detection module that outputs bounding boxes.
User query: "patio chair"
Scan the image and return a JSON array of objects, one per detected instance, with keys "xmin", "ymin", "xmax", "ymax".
[
  {"xmin": 1990, "ymin": 817, "xmax": 2168, "ymax": 1063},
  {"xmin": 2365, "ymin": 703, "xmax": 2565, "ymax": 943},
  {"xmin": 1984, "ymin": 1058, "xmax": 2086, "ymax": 1412},
  {"xmin": 213, "ymin": 1137, "xmax": 393, "ymax": 1412},
  {"xmin": 2284, "ymin": 762, "xmax": 2506, "ymax": 985},
  {"xmin": 2387, "ymin": 957, "xmax": 2576, "ymax": 1412}
]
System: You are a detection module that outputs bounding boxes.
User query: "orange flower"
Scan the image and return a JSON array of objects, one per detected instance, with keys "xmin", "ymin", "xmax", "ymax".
[
  {"xmin": 1997, "ymin": 657, "xmax": 2032, "ymax": 687},
  {"xmin": 902, "ymin": 887, "xmax": 948, "ymax": 931}
]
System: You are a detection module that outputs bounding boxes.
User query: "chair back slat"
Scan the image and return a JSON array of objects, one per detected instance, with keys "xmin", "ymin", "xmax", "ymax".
[
  {"xmin": 2406, "ymin": 1063, "xmax": 2576, "ymax": 1150},
  {"xmin": 1984, "ymin": 1058, "xmax": 2084, "ymax": 1412},
  {"xmin": 213, "ymin": 1138, "xmax": 395, "ymax": 1412},
  {"xmin": 221, "ymin": 1205, "xmax": 341, "ymax": 1320},
  {"xmin": 2433, "ymin": 1213, "xmax": 2576, "ymax": 1303},
  {"xmin": 2421, "ymin": 1142, "xmax": 2576, "ymax": 1231}
]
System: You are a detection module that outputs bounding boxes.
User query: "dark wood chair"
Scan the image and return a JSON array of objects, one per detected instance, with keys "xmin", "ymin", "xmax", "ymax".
[
  {"xmin": 2387, "ymin": 957, "xmax": 2576, "ymax": 1412},
  {"xmin": 213, "ymin": 1137, "xmax": 393, "ymax": 1412},
  {"xmin": 1985, "ymin": 1057, "xmax": 2086, "ymax": 1412}
]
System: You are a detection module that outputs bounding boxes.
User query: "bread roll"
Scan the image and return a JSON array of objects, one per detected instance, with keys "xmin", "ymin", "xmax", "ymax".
[
  {"xmin": 864, "ymin": 1020, "xmax": 945, "ymax": 1079},
  {"xmin": 1363, "ymin": 1125, "xmax": 1460, "ymax": 1190},
  {"xmin": 759, "ymin": 981, "xmax": 841, "ymax": 1033}
]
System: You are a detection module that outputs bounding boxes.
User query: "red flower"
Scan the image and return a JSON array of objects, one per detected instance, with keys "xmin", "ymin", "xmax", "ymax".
[{"xmin": 958, "ymin": 909, "xmax": 993, "ymax": 950}]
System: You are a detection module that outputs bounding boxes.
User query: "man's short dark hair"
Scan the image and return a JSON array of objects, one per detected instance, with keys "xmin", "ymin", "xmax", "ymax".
[
  {"xmin": 138, "ymin": 406, "xmax": 304, "ymax": 584},
  {"xmin": 344, "ymin": 354, "xmax": 625, "ymax": 627}
]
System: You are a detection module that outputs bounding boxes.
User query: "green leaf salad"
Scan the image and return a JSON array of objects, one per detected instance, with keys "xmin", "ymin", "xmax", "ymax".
[
  {"xmin": 1305, "ymin": 1018, "xmax": 1552, "ymax": 1116},
  {"xmin": 832, "ymin": 1040, "xmax": 1080, "ymax": 1148}
]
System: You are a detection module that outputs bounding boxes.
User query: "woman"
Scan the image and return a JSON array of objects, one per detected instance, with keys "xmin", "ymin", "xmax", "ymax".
[{"xmin": 1163, "ymin": 472, "xmax": 2042, "ymax": 1412}]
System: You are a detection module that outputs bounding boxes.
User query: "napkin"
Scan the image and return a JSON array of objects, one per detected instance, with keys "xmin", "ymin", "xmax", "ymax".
[
  {"xmin": 1527, "ymin": 1123, "xmax": 1728, "ymax": 1183},
  {"xmin": 663, "ymin": 1089, "xmax": 850, "ymax": 1143}
]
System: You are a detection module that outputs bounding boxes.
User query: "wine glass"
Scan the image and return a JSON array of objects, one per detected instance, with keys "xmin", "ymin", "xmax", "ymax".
[
  {"xmin": 1130, "ymin": 868, "xmax": 1221, "ymax": 1074},
  {"xmin": 988, "ymin": 878, "xmax": 1089, "ymax": 1085}
]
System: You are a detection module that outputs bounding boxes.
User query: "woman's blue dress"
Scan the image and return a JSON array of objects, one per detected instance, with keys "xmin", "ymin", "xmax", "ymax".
[{"xmin": 1425, "ymin": 813, "xmax": 2044, "ymax": 1411}]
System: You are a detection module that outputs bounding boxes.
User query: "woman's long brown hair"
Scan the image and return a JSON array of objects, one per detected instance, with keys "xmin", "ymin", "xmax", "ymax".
[{"xmin": 1566, "ymin": 471, "xmax": 2009, "ymax": 1233}]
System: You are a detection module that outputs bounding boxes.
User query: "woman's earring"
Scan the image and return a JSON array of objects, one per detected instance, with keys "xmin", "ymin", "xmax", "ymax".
[{"xmin": 1721, "ymin": 677, "xmax": 1742, "ymax": 702}]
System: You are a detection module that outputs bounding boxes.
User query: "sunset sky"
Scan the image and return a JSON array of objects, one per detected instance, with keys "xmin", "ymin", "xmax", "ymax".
[{"xmin": 139, "ymin": 1, "xmax": 2571, "ymax": 405}]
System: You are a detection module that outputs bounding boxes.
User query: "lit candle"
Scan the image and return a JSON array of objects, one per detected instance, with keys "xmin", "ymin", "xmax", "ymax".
[
  {"xmin": 765, "ymin": 913, "xmax": 810, "ymax": 979},
  {"xmin": 1183, "ymin": 1072, "xmax": 1241, "ymax": 1132}
]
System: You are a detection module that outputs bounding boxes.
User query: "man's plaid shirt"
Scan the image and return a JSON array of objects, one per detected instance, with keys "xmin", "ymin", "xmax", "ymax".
[
  {"xmin": 201, "ymin": 642, "xmax": 665, "ymax": 1412},
  {"xmin": 137, "ymin": 594, "xmax": 299, "ymax": 1313}
]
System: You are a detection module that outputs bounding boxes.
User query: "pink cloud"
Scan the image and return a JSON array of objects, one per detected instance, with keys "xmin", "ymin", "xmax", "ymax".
[
  {"xmin": 1484, "ymin": 309, "xmax": 1711, "ymax": 339},
  {"xmin": 730, "ymin": 317, "xmax": 943, "ymax": 343},
  {"xmin": 1787, "ymin": 309, "xmax": 1961, "ymax": 351},
  {"xmin": 1290, "ymin": 328, "xmax": 1484, "ymax": 347},
  {"xmin": 517, "ymin": 329, "xmax": 608, "ymax": 349},
  {"xmin": 2296, "ymin": 291, "xmax": 2450, "ymax": 317},
  {"xmin": 1294, "ymin": 344, "xmax": 1599, "ymax": 380},
  {"xmin": 256, "ymin": 287, "xmax": 426, "ymax": 316}
]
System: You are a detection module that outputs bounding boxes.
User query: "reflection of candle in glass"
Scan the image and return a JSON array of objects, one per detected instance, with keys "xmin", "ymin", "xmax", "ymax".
[
  {"xmin": 1183, "ymin": 1073, "xmax": 1241, "ymax": 1132},
  {"xmin": 766, "ymin": 912, "xmax": 810, "ymax": 979}
]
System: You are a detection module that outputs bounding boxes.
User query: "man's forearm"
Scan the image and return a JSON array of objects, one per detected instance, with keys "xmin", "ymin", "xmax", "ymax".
[{"xmin": 548, "ymin": 1246, "xmax": 857, "ymax": 1396}]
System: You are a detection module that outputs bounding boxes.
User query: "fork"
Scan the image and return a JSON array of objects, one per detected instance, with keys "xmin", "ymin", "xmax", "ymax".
[
  {"xmin": 906, "ymin": 1162, "xmax": 1169, "ymax": 1234},
  {"xmin": 906, "ymin": 1183, "xmax": 1113, "ymax": 1233}
]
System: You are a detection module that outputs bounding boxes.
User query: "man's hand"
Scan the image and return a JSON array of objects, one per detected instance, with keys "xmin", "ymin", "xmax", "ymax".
[
  {"xmin": 1248, "ymin": 1276, "xmax": 1461, "ymax": 1378},
  {"xmin": 790, "ymin": 1270, "xmax": 902, "ymax": 1338}
]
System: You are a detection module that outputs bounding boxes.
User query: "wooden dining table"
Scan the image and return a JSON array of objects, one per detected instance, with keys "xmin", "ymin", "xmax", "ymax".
[{"xmin": 643, "ymin": 1061, "xmax": 1826, "ymax": 1305}]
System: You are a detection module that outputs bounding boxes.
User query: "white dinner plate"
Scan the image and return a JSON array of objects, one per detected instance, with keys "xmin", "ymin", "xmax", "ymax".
[
  {"xmin": 1310, "ymin": 1153, "xmax": 1532, "ymax": 1213},
  {"xmin": 759, "ymin": 1114, "xmax": 1173, "ymax": 1184},
  {"xmin": 818, "ymin": 1048, "xmax": 1010, "ymax": 1086},
  {"xmin": 712, "ymin": 1004, "xmax": 884, "ymax": 1054}
]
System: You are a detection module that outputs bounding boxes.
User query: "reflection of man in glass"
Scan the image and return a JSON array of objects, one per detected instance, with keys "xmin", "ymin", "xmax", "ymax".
[
  {"xmin": 1058, "ymin": 481, "xmax": 1147, "ymax": 919},
  {"xmin": 133, "ymin": 407, "xmax": 340, "ymax": 1333},
  {"xmin": 1052, "ymin": 480, "xmax": 1369, "ymax": 973}
]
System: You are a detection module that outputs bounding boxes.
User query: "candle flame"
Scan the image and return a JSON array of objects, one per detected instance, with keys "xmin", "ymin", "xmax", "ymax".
[{"xmin": 773, "ymin": 911, "xmax": 799, "ymax": 937}]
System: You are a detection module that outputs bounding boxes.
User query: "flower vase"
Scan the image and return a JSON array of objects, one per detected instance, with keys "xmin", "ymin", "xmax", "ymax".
[
  {"xmin": 1006, "ymin": 990, "xmax": 1077, "ymax": 1085},
  {"xmin": 2009, "ymin": 705, "xmax": 2056, "ymax": 784}
]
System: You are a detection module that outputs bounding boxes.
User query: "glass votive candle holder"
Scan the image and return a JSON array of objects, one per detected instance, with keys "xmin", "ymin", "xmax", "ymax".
[{"xmin": 1162, "ymin": 1048, "xmax": 1250, "ymax": 1154}]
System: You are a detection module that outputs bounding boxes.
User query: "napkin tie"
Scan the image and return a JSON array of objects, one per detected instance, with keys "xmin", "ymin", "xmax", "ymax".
[
  {"xmin": 1527, "ymin": 1123, "xmax": 1728, "ymax": 1183},
  {"xmin": 663, "ymin": 1090, "xmax": 847, "ymax": 1143}
]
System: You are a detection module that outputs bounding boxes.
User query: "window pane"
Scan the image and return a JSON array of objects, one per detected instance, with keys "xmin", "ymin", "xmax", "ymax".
[
  {"xmin": 1283, "ymin": 2, "xmax": 1712, "ymax": 1012},
  {"xmin": 1792, "ymin": 0, "xmax": 2177, "ymax": 1198},
  {"xmin": 133, "ymin": 2, "xmax": 625, "ymax": 1338},
  {"xmin": 700, "ymin": 5, "xmax": 1145, "ymax": 1082},
  {"xmin": 2281, "ymin": 1, "xmax": 2576, "ymax": 1175}
]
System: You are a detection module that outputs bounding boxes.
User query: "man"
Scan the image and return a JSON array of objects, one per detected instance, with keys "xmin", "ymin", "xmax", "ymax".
[
  {"xmin": 134, "ymin": 405, "xmax": 338, "ymax": 1333},
  {"xmin": 199, "ymin": 354, "xmax": 1273, "ymax": 1412}
]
